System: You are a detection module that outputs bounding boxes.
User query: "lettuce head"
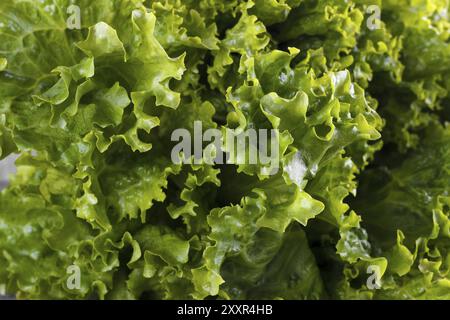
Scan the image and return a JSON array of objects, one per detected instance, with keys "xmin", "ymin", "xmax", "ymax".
[{"xmin": 0, "ymin": 0, "xmax": 448, "ymax": 299}]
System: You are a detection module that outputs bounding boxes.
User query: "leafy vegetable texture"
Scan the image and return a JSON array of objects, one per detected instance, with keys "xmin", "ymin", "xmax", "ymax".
[{"xmin": 0, "ymin": 0, "xmax": 448, "ymax": 300}]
